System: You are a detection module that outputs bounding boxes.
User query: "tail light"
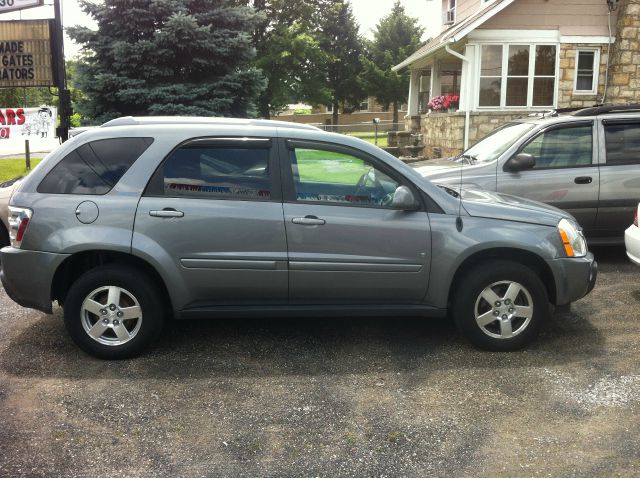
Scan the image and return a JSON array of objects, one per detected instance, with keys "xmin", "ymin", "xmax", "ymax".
[{"xmin": 8, "ymin": 206, "xmax": 32, "ymax": 248}]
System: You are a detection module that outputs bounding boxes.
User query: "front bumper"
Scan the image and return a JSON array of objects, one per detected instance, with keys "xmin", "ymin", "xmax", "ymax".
[
  {"xmin": 0, "ymin": 246, "xmax": 69, "ymax": 314},
  {"xmin": 547, "ymin": 252, "xmax": 597, "ymax": 306},
  {"xmin": 624, "ymin": 224, "xmax": 640, "ymax": 266}
]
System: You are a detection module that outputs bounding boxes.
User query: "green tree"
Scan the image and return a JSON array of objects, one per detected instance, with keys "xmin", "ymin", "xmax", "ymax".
[
  {"xmin": 250, "ymin": 0, "xmax": 329, "ymax": 117},
  {"xmin": 359, "ymin": 1, "xmax": 424, "ymax": 127},
  {"xmin": 67, "ymin": 0, "xmax": 266, "ymax": 123},
  {"xmin": 317, "ymin": 0, "xmax": 364, "ymax": 126}
]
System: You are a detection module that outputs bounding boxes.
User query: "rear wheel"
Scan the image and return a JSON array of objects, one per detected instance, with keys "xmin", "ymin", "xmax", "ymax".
[
  {"xmin": 452, "ymin": 261, "xmax": 548, "ymax": 351},
  {"xmin": 0, "ymin": 223, "xmax": 9, "ymax": 249},
  {"xmin": 63, "ymin": 265, "xmax": 165, "ymax": 359}
]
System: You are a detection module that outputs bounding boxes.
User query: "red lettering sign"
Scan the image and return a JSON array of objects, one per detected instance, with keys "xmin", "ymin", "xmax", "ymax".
[{"xmin": 0, "ymin": 127, "xmax": 10, "ymax": 139}]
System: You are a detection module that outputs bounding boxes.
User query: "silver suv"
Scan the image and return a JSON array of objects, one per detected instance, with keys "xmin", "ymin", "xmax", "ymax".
[
  {"xmin": 417, "ymin": 105, "xmax": 640, "ymax": 245},
  {"xmin": 1, "ymin": 117, "xmax": 597, "ymax": 358}
]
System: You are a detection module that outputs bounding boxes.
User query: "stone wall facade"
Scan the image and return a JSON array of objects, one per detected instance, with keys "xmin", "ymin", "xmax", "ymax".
[
  {"xmin": 557, "ymin": 43, "xmax": 608, "ymax": 108},
  {"xmin": 419, "ymin": 111, "xmax": 532, "ymax": 158},
  {"xmin": 607, "ymin": 0, "xmax": 640, "ymax": 103}
]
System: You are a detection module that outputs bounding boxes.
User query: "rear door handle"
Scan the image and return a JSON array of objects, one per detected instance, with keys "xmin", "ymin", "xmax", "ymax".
[
  {"xmin": 292, "ymin": 215, "xmax": 326, "ymax": 226},
  {"xmin": 574, "ymin": 176, "xmax": 593, "ymax": 184},
  {"xmin": 150, "ymin": 208, "xmax": 184, "ymax": 218}
]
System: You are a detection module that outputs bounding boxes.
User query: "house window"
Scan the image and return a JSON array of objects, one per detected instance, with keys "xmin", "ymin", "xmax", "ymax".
[
  {"xmin": 359, "ymin": 99, "xmax": 369, "ymax": 111},
  {"xmin": 478, "ymin": 43, "xmax": 557, "ymax": 109},
  {"xmin": 574, "ymin": 49, "xmax": 599, "ymax": 94},
  {"xmin": 479, "ymin": 45, "xmax": 502, "ymax": 107},
  {"xmin": 443, "ymin": 0, "xmax": 456, "ymax": 25}
]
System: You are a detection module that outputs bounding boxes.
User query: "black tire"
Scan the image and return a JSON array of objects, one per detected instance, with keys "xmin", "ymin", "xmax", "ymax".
[
  {"xmin": 63, "ymin": 265, "xmax": 165, "ymax": 359},
  {"xmin": 0, "ymin": 223, "xmax": 9, "ymax": 249},
  {"xmin": 452, "ymin": 260, "xmax": 549, "ymax": 351}
]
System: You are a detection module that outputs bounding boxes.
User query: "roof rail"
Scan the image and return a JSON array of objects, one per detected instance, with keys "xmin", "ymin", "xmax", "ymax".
[
  {"xmin": 100, "ymin": 116, "xmax": 321, "ymax": 131},
  {"xmin": 572, "ymin": 104, "xmax": 640, "ymax": 116}
]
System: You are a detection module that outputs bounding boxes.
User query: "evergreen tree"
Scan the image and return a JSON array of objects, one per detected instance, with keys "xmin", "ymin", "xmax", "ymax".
[
  {"xmin": 68, "ymin": 0, "xmax": 266, "ymax": 123},
  {"xmin": 359, "ymin": 1, "xmax": 424, "ymax": 128},
  {"xmin": 317, "ymin": 0, "xmax": 365, "ymax": 126}
]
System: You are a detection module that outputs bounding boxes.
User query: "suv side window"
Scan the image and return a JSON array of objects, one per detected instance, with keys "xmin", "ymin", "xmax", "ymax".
[
  {"xmin": 604, "ymin": 121, "xmax": 640, "ymax": 166},
  {"xmin": 519, "ymin": 124, "xmax": 593, "ymax": 169},
  {"xmin": 160, "ymin": 142, "xmax": 272, "ymax": 200},
  {"xmin": 288, "ymin": 145, "xmax": 400, "ymax": 207},
  {"xmin": 38, "ymin": 137, "xmax": 153, "ymax": 195}
]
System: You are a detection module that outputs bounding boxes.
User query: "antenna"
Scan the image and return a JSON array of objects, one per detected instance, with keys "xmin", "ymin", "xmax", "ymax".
[{"xmin": 456, "ymin": 150, "xmax": 463, "ymax": 232}]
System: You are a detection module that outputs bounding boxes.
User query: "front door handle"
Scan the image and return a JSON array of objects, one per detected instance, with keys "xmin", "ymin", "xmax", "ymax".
[
  {"xmin": 574, "ymin": 176, "xmax": 593, "ymax": 184},
  {"xmin": 292, "ymin": 215, "xmax": 326, "ymax": 226},
  {"xmin": 150, "ymin": 208, "xmax": 184, "ymax": 218}
]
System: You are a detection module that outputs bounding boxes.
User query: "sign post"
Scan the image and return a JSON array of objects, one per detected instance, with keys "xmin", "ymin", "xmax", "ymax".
[{"xmin": 52, "ymin": 0, "xmax": 69, "ymax": 142}]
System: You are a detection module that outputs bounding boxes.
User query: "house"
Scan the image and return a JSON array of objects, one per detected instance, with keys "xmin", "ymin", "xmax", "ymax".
[{"xmin": 393, "ymin": 0, "xmax": 639, "ymax": 158}]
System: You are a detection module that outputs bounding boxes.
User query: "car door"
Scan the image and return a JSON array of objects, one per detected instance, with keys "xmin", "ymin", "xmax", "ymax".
[
  {"xmin": 280, "ymin": 139, "xmax": 431, "ymax": 304},
  {"xmin": 497, "ymin": 121, "xmax": 599, "ymax": 231},
  {"xmin": 133, "ymin": 137, "xmax": 288, "ymax": 310},
  {"xmin": 595, "ymin": 118, "xmax": 640, "ymax": 237}
]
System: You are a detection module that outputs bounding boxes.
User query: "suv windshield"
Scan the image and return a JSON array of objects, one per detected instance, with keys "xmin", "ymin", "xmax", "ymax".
[{"xmin": 462, "ymin": 122, "xmax": 536, "ymax": 164}]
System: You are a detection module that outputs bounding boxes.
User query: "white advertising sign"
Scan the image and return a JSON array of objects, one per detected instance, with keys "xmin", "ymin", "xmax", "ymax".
[
  {"xmin": 0, "ymin": 106, "xmax": 56, "ymax": 140},
  {"xmin": 0, "ymin": 0, "xmax": 44, "ymax": 14}
]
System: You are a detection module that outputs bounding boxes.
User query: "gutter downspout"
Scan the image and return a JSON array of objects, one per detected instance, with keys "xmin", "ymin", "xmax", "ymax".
[{"xmin": 445, "ymin": 42, "xmax": 471, "ymax": 150}]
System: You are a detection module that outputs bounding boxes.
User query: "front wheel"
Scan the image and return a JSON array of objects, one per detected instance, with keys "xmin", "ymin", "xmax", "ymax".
[
  {"xmin": 63, "ymin": 265, "xmax": 165, "ymax": 359},
  {"xmin": 452, "ymin": 261, "xmax": 549, "ymax": 351}
]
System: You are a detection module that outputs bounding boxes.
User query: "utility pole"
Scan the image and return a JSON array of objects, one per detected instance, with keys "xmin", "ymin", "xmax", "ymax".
[{"xmin": 52, "ymin": 0, "xmax": 70, "ymax": 142}]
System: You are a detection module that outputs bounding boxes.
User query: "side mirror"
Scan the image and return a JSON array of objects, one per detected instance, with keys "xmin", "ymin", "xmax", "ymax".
[
  {"xmin": 504, "ymin": 153, "xmax": 536, "ymax": 172},
  {"xmin": 392, "ymin": 185, "xmax": 420, "ymax": 210}
]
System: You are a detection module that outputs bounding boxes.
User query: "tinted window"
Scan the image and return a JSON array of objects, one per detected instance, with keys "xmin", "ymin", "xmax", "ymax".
[
  {"xmin": 605, "ymin": 122, "xmax": 640, "ymax": 165},
  {"xmin": 38, "ymin": 138, "xmax": 153, "ymax": 194},
  {"xmin": 290, "ymin": 147, "xmax": 399, "ymax": 207},
  {"xmin": 163, "ymin": 146, "xmax": 271, "ymax": 200},
  {"xmin": 520, "ymin": 125, "xmax": 592, "ymax": 169}
]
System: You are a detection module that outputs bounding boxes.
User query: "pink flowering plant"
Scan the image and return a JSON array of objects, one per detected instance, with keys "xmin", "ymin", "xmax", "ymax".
[{"xmin": 427, "ymin": 94, "xmax": 460, "ymax": 111}]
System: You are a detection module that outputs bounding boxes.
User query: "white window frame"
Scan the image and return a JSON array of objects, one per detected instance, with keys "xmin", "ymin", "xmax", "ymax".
[
  {"xmin": 475, "ymin": 42, "xmax": 559, "ymax": 110},
  {"xmin": 573, "ymin": 48, "xmax": 600, "ymax": 95},
  {"xmin": 443, "ymin": 0, "xmax": 456, "ymax": 25},
  {"xmin": 359, "ymin": 98, "xmax": 369, "ymax": 112}
]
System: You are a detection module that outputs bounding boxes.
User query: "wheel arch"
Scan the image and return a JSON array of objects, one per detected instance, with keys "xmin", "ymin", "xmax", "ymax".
[
  {"xmin": 51, "ymin": 250, "xmax": 173, "ymax": 314},
  {"xmin": 447, "ymin": 247, "xmax": 556, "ymax": 308}
]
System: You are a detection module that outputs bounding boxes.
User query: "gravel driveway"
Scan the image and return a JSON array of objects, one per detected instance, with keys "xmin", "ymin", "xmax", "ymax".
[{"xmin": 0, "ymin": 247, "xmax": 638, "ymax": 477}]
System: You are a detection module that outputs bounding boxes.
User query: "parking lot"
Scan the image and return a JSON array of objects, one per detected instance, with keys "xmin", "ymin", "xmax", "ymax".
[{"xmin": 0, "ymin": 246, "xmax": 638, "ymax": 477}]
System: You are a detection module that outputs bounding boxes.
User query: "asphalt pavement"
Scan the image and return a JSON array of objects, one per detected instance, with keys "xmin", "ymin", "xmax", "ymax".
[{"xmin": 0, "ymin": 247, "xmax": 638, "ymax": 477}]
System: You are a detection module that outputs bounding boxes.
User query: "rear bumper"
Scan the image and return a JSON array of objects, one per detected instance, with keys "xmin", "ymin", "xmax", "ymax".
[
  {"xmin": 0, "ymin": 246, "xmax": 68, "ymax": 314},
  {"xmin": 547, "ymin": 252, "xmax": 597, "ymax": 306},
  {"xmin": 625, "ymin": 225, "xmax": 640, "ymax": 266}
]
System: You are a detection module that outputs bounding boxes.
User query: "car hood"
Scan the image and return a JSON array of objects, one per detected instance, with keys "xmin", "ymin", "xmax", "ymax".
[
  {"xmin": 438, "ymin": 185, "xmax": 576, "ymax": 227},
  {"xmin": 414, "ymin": 158, "xmax": 461, "ymax": 176}
]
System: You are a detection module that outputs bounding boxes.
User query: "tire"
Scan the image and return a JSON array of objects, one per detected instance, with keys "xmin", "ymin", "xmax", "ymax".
[
  {"xmin": 452, "ymin": 260, "xmax": 549, "ymax": 351},
  {"xmin": 63, "ymin": 265, "xmax": 165, "ymax": 359},
  {"xmin": 0, "ymin": 223, "xmax": 9, "ymax": 249}
]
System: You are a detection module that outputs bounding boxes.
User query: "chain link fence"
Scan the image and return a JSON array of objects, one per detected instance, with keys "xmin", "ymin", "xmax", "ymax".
[{"xmin": 311, "ymin": 121, "xmax": 406, "ymax": 147}]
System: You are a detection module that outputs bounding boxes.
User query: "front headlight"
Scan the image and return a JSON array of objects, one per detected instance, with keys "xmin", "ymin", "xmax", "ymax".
[{"xmin": 557, "ymin": 218, "xmax": 587, "ymax": 258}]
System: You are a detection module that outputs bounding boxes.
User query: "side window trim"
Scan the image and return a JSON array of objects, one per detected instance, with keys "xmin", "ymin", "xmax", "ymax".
[
  {"xmin": 279, "ymin": 138, "xmax": 425, "ymax": 211},
  {"xmin": 143, "ymin": 136, "xmax": 282, "ymax": 202},
  {"xmin": 511, "ymin": 121, "xmax": 595, "ymax": 170},
  {"xmin": 602, "ymin": 119, "xmax": 640, "ymax": 166}
]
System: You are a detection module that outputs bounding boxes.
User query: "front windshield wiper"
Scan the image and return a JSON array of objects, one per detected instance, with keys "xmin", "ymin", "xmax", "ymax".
[{"xmin": 454, "ymin": 153, "xmax": 477, "ymax": 165}]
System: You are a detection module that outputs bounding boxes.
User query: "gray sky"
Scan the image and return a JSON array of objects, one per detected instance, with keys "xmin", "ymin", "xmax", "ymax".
[{"xmin": 0, "ymin": 0, "xmax": 439, "ymax": 58}]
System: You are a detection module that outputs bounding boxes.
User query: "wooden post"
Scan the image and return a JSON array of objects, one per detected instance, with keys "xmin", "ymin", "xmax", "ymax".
[{"xmin": 25, "ymin": 140, "xmax": 31, "ymax": 170}]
